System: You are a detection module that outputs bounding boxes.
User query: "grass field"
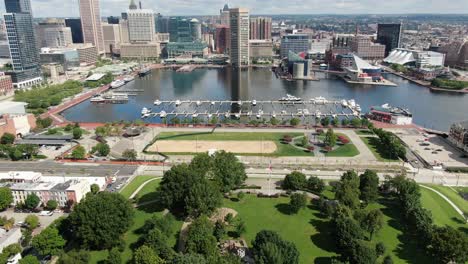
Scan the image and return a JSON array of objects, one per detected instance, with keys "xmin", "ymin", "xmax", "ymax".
[
  {"xmin": 224, "ymin": 194, "xmax": 430, "ymax": 264},
  {"xmin": 422, "ymin": 185, "xmax": 468, "ymax": 215},
  {"xmin": 120, "ymin": 176, "xmax": 156, "ymax": 199},
  {"xmin": 420, "ymin": 187, "xmax": 467, "ymax": 233},
  {"xmin": 325, "ymin": 143, "xmax": 360, "ymax": 157},
  {"xmin": 354, "ymin": 129, "xmax": 374, "ymax": 136},
  {"xmin": 152, "ymin": 132, "xmax": 312, "ymax": 156},
  {"xmin": 137, "ymin": 179, "xmax": 161, "ymax": 204},
  {"xmin": 360, "ymin": 136, "xmax": 399, "ymax": 162}
]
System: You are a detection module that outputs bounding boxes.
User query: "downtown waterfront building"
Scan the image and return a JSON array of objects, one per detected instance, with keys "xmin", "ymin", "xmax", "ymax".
[
  {"xmin": 229, "ymin": 8, "xmax": 250, "ymax": 67},
  {"xmin": 250, "ymin": 17, "xmax": 272, "ymax": 40},
  {"xmin": 377, "ymin": 23, "xmax": 402, "ymax": 56},
  {"xmin": 79, "ymin": 0, "xmax": 104, "ymax": 53},
  {"xmin": 128, "ymin": 9, "xmax": 155, "ymax": 43},
  {"xmin": 65, "ymin": 18, "xmax": 84, "ymax": 43},
  {"xmin": 280, "ymin": 34, "xmax": 309, "ymax": 58},
  {"xmin": 4, "ymin": 0, "xmax": 42, "ymax": 88}
]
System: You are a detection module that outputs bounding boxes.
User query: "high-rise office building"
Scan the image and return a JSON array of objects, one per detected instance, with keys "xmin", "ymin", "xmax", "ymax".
[
  {"xmin": 215, "ymin": 25, "xmax": 230, "ymax": 54},
  {"xmin": 249, "ymin": 17, "xmax": 272, "ymax": 40},
  {"xmin": 102, "ymin": 23, "xmax": 121, "ymax": 54},
  {"xmin": 280, "ymin": 34, "xmax": 309, "ymax": 58},
  {"xmin": 107, "ymin": 16, "xmax": 119, "ymax": 24},
  {"xmin": 377, "ymin": 23, "xmax": 402, "ymax": 56},
  {"xmin": 154, "ymin": 14, "xmax": 169, "ymax": 33},
  {"xmin": 36, "ymin": 19, "xmax": 73, "ymax": 48},
  {"xmin": 4, "ymin": 0, "xmax": 42, "ymax": 88},
  {"xmin": 78, "ymin": 0, "xmax": 104, "ymax": 53},
  {"xmin": 229, "ymin": 8, "xmax": 249, "ymax": 67},
  {"xmin": 219, "ymin": 4, "xmax": 229, "ymax": 26},
  {"xmin": 350, "ymin": 36, "xmax": 386, "ymax": 60},
  {"xmin": 4, "ymin": 0, "xmax": 31, "ymax": 14},
  {"xmin": 190, "ymin": 19, "xmax": 202, "ymax": 41},
  {"xmin": 65, "ymin": 18, "xmax": 84, "ymax": 43},
  {"xmin": 127, "ymin": 9, "xmax": 155, "ymax": 43}
]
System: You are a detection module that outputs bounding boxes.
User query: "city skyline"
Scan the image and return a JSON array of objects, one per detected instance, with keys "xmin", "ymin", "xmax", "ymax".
[{"xmin": 1, "ymin": 0, "xmax": 468, "ymax": 17}]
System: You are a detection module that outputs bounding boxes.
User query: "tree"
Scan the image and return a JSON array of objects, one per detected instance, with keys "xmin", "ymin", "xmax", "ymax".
[
  {"xmin": 351, "ymin": 118, "xmax": 362, "ymax": 128},
  {"xmin": 211, "ymin": 151, "xmax": 247, "ymax": 192},
  {"xmin": 10, "ymin": 148, "xmax": 23, "ymax": 161},
  {"xmin": 324, "ymin": 129, "xmax": 337, "ymax": 148},
  {"xmin": 24, "ymin": 193, "xmax": 40, "ymax": 210},
  {"xmin": 429, "ymin": 226, "xmax": 468, "ymax": 263},
  {"xmin": 252, "ymin": 230, "xmax": 299, "ymax": 264},
  {"xmin": 383, "ymin": 255, "xmax": 393, "ymax": 264},
  {"xmin": 350, "ymin": 241, "xmax": 377, "ymax": 264},
  {"xmin": 141, "ymin": 228, "xmax": 171, "ymax": 258},
  {"xmin": 90, "ymin": 184, "xmax": 100, "ymax": 194},
  {"xmin": 289, "ymin": 118, "xmax": 300, "ymax": 126},
  {"xmin": 234, "ymin": 218, "xmax": 246, "ymax": 238},
  {"xmin": 331, "ymin": 117, "xmax": 339, "ymax": 127},
  {"xmin": 122, "ymin": 149, "xmax": 137, "ymax": 161},
  {"xmin": 189, "ymin": 153, "xmax": 213, "ymax": 178},
  {"xmin": 359, "ymin": 170, "xmax": 379, "ymax": 204},
  {"xmin": 300, "ymin": 136, "xmax": 308, "ymax": 147},
  {"xmin": 32, "ymin": 227, "xmax": 66, "ymax": 256},
  {"xmin": 341, "ymin": 119, "xmax": 350, "ymax": 127},
  {"xmin": 46, "ymin": 200, "xmax": 58, "ymax": 210},
  {"xmin": 94, "ymin": 143, "xmax": 110, "ymax": 157},
  {"xmin": 71, "ymin": 146, "xmax": 86, "ymax": 159},
  {"xmin": 0, "ymin": 133, "xmax": 15, "ymax": 145},
  {"xmin": 361, "ymin": 209, "xmax": 384, "ymax": 240},
  {"xmin": 237, "ymin": 192, "xmax": 245, "ymax": 201},
  {"xmin": 333, "ymin": 215, "xmax": 365, "ymax": 259},
  {"xmin": 321, "ymin": 117, "xmax": 330, "ymax": 127},
  {"xmin": 306, "ymin": 176, "xmax": 325, "ymax": 194},
  {"xmin": 0, "ymin": 187, "xmax": 13, "ymax": 211},
  {"xmin": 25, "ymin": 214, "xmax": 39, "ymax": 229},
  {"xmin": 282, "ymin": 171, "xmax": 306, "ymax": 191},
  {"xmin": 185, "ymin": 216, "xmax": 218, "ymax": 259},
  {"xmin": 133, "ymin": 245, "xmax": 164, "ymax": 264},
  {"xmin": 72, "ymin": 127, "xmax": 82, "ymax": 140},
  {"xmin": 289, "ymin": 193, "xmax": 307, "ymax": 214},
  {"xmin": 335, "ymin": 171, "xmax": 361, "ymax": 209},
  {"xmin": 375, "ymin": 242, "xmax": 386, "ymax": 256},
  {"xmin": 213, "ymin": 220, "xmax": 226, "ymax": 241},
  {"xmin": 58, "ymin": 250, "xmax": 90, "ymax": 264},
  {"xmin": 172, "ymin": 253, "xmax": 207, "ymax": 264},
  {"xmin": 69, "ymin": 192, "xmax": 134, "ymax": 250},
  {"xmin": 19, "ymin": 255, "xmax": 40, "ymax": 264}
]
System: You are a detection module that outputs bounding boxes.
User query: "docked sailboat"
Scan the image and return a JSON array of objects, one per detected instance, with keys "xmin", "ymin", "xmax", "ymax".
[{"xmin": 175, "ymin": 100, "xmax": 182, "ymax": 107}]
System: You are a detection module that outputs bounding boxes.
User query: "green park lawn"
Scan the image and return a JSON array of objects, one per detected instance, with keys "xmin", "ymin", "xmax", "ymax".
[
  {"xmin": 354, "ymin": 129, "xmax": 374, "ymax": 136},
  {"xmin": 223, "ymin": 194, "xmax": 431, "ymax": 264},
  {"xmin": 422, "ymin": 185, "xmax": 468, "ymax": 215},
  {"xmin": 120, "ymin": 176, "xmax": 156, "ymax": 199},
  {"xmin": 420, "ymin": 187, "xmax": 467, "ymax": 232},
  {"xmin": 360, "ymin": 136, "xmax": 400, "ymax": 162},
  {"xmin": 325, "ymin": 142, "xmax": 359, "ymax": 157},
  {"xmin": 155, "ymin": 132, "xmax": 312, "ymax": 156},
  {"xmin": 136, "ymin": 179, "xmax": 161, "ymax": 204}
]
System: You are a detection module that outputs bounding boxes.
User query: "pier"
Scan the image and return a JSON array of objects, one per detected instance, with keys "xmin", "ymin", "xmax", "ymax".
[{"xmin": 144, "ymin": 99, "xmax": 362, "ymax": 119}]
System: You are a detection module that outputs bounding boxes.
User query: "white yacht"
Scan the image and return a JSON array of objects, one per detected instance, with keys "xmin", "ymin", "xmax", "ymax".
[
  {"xmin": 256, "ymin": 110, "xmax": 264, "ymax": 119},
  {"xmin": 252, "ymin": 100, "xmax": 257, "ymax": 106},
  {"xmin": 192, "ymin": 113, "xmax": 199, "ymax": 118},
  {"xmin": 196, "ymin": 101, "xmax": 202, "ymax": 106},
  {"xmin": 110, "ymin": 80, "xmax": 125, "ymax": 89},
  {"xmin": 123, "ymin": 76, "xmax": 135, "ymax": 83},
  {"xmin": 272, "ymin": 112, "xmax": 277, "ymax": 118},
  {"xmin": 341, "ymin": 100, "xmax": 349, "ymax": 107},
  {"xmin": 154, "ymin": 100, "xmax": 162, "ymax": 106},
  {"xmin": 348, "ymin": 99, "xmax": 356, "ymax": 108},
  {"xmin": 281, "ymin": 110, "xmax": 287, "ymax": 115},
  {"xmin": 316, "ymin": 111, "xmax": 322, "ymax": 118},
  {"xmin": 224, "ymin": 112, "xmax": 230, "ymax": 118},
  {"xmin": 235, "ymin": 113, "xmax": 241, "ymax": 118},
  {"xmin": 159, "ymin": 111, "xmax": 167, "ymax": 118},
  {"xmin": 313, "ymin": 96, "xmax": 327, "ymax": 104},
  {"xmin": 237, "ymin": 101, "xmax": 243, "ymax": 105},
  {"xmin": 280, "ymin": 94, "xmax": 301, "ymax": 102},
  {"xmin": 303, "ymin": 109, "xmax": 310, "ymax": 115},
  {"xmin": 141, "ymin": 107, "xmax": 151, "ymax": 115},
  {"xmin": 356, "ymin": 104, "xmax": 362, "ymax": 112},
  {"xmin": 208, "ymin": 113, "xmax": 213, "ymax": 118},
  {"xmin": 175, "ymin": 100, "xmax": 182, "ymax": 107},
  {"xmin": 211, "ymin": 101, "xmax": 216, "ymax": 106},
  {"xmin": 90, "ymin": 95, "xmax": 105, "ymax": 103},
  {"xmin": 247, "ymin": 111, "xmax": 252, "ymax": 117}
]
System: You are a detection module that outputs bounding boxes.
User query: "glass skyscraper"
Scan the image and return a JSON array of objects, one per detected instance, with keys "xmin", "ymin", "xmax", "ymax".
[
  {"xmin": 4, "ymin": 0, "xmax": 42, "ymax": 88},
  {"xmin": 377, "ymin": 24, "xmax": 402, "ymax": 56}
]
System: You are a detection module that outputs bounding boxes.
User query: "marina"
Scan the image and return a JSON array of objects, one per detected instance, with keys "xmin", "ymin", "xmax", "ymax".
[
  {"xmin": 62, "ymin": 68, "xmax": 468, "ymax": 130},
  {"xmin": 140, "ymin": 98, "xmax": 361, "ymax": 119}
]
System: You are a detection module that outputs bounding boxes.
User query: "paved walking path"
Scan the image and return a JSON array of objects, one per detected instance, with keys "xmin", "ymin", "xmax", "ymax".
[
  {"xmin": 420, "ymin": 185, "xmax": 465, "ymax": 219},
  {"xmin": 129, "ymin": 177, "xmax": 161, "ymax": 199}
]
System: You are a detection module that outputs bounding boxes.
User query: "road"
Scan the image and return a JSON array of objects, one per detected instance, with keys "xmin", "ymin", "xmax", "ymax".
[
  {"xmin": 0, "ymin": 161, "xmax": 138, "ymax": 177},
  {"xmin": 141, "ymin": 165, "xmax": 468, "ymax": 186}
]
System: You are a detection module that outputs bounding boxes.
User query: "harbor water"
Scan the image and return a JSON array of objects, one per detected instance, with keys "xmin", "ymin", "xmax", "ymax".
[{"xmin": 61, "ymin": 68, "xmax": 468, "ymax": 131}]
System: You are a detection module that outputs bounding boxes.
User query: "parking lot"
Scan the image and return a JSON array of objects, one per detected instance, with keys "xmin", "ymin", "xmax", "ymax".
[
  {"xmin": 397, "ymin": 130, "xmax": 468, "ymax": 168},
  {"xmin": 106, "ymin": 176, "xmax": 131, "ymax": 193},
  {"xmin": 0, "ymin": 209, "xmax": 67, "ymax": 234}
]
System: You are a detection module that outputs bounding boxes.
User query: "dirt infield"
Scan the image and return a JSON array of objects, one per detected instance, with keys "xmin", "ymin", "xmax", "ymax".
[{"xmin": 149, "ymin": 140, "xmax": 277, "ymax": 154}]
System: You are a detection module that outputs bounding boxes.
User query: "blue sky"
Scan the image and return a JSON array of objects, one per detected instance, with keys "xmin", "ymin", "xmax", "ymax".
[{"xmin": 2, "ymin": 0, "xmax": 468, "ymax": 17}]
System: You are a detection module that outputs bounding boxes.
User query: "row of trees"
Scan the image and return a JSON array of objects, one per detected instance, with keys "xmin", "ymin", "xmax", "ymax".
[
  {"xmin": 0, "ymin": 133, "xmax": 41, "ymax": 161},
  {"xmin": 373, "ymin": 128, "xmax": 406, "ymax": 160},
  {"xmin": 156, "ymin": 151, "xmax": 247, "ymax": 217},
  {"xmin": 281, "ymin": 171, "xmax": 325, "ymax": 194},
  {"xmin": 325, "ymin": 170, "xmax": 389, "ymax": 263},
  {"xmin": 388, "ymin": 176, "xmax": 468, "ymax": 263}
]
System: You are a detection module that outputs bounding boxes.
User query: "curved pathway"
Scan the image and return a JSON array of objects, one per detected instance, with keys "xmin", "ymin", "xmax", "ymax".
[
  {"xmin": 420, "ymin": 185, "xmax": 465, "ymax": 219},
  {"xmin": 129, "ymin": 177, "xmax": 161, "ymax": 199}
]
